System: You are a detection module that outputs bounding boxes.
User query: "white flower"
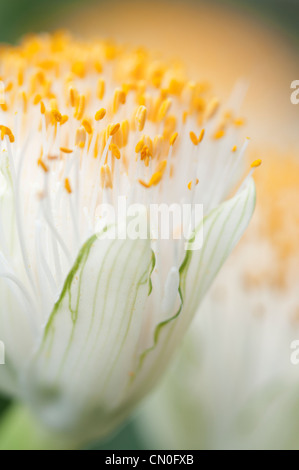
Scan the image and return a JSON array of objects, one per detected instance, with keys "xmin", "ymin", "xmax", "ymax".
[
  {"xmin": 139, "ymin": 155, "xmax": 299, "ymax": 450},
  {"xmin": 0, "ymin": 33, "xmax": 256, "ymax": 441}
]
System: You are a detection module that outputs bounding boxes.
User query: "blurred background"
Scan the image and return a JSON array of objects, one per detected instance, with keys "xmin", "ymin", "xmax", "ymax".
[{"xmin": 0, "ymin": 0, "xmax": 298, "ymax": 449}]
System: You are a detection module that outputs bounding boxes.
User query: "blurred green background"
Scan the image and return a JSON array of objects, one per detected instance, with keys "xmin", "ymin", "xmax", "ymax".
[{"xmin": 0, "ymin": 0, "xmax": 298, "ymax": 450}]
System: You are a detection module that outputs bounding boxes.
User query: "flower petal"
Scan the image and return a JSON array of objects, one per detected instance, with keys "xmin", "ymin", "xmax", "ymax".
[
  {"xmin": 27, "ymin": 226, "xmax": 153, "ymax": 433},
  {"xmin": 130, "ymin": 178, "xmax": 256, "ymax": 400}
]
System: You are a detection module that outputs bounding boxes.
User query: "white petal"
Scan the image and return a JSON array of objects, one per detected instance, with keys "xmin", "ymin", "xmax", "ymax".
[
  {"xmin": 129, "ymin": 178, "xmax": 256, "ymax": 401},
  {"xmin": 26, "ymin": 226, "xmax": 153, "ymax": 434}
]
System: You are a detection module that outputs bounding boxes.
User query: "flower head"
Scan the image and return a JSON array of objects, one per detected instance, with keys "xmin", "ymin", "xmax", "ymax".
[{"xmin": 0, "ymin": 32, "xmax": 256, "ymax": 441}]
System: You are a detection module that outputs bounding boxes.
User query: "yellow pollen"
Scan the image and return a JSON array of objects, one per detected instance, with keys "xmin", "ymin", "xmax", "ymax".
[
  {"xmin": 38, "ymin": 158, "xmax": 49, "ymax": 173},
  {"xmin": 170, "ymin": 132, "xmax": 178, "ymax": 146},
  {"xmin": 109, "ymin": 143, "xmax": 121, "ymax": 159},
  {"xmin": 4, "ymin": 82, "xmax": 13, "ymax": 93},
  {"xmin": 138, "ymin": 179, "xmax": 150, "ymax": 189},
  {"xmin": 234, "ymin": 118, "xmax": 245, "ymax": 127},
  {"xmin": 188, "ymin": 178, "xmax": 199, "ymax": 190},
  {"xmin": 136, "ymin": 106, "xmax": 147, "ymax": 132},
  {"xmin": 157, "ymin": 99, "xmax": 172, "ymax": 121},
  {"xmin": 198, "ymin": 128, "xmax": 205, "ymax": 143},
  {"xmin": 95, "ymin": 108, "xmax": 106, "ymax": 121},
  {"xmin": 60, "ymin": 115, "xmax": 69, "ymax": 125},
  {"xmin": 232, "ymin": 145, "xmax": 238, "ymax": 152},
  {"xmin": 82, "ymin": 118, "xmax": 93, "ymax": 135},
  {"xmin": 33, "ymin": 94, "xmax": 42, "ymax": 105},
  {"xmin": 64, "ymin": 178, "xmax": 72, "ymax": 194},
  {"xmin": 69, "ymin": 87, "xmax": 77, "ymax": 107},
  {"xmin": 0, "ymin": 126, "xmax": 14, "ymax": 143},
  {"xmin": 213, "ymin": 129, "xmax": 226, "ymax": 140},
  {"xmin": 121, "ymin": 120, "xmax": 129, "ymax": 146},
  {"xmin": 97, "ymin": 78, "xmax": 105, "ymax": 100},
  {"xmin": 135, "ymin": 139, "xmax": 144, "ymax": 153},
  {"xmin": 148, "ymin": 171, "xmax": 163, "ymax": 187},
  {"xmin": 109, "ymin": 123, "xmax": 120, "ymax": 136},
  {"xmin": 113, "ymin": 89, "xmax": 126, "ymax": 113},
  {"xmin": 40, "ymin": 101, "xmax": 46, "ymax": 114},
  {"xmin": 51, "ymin": 109, "xmax": 62, "ymax": 123},
  {"xmin": 60, "ymin": 147, "xmax": 73, "ymax": 154},
  {"xmin": 251, "ymin": 159, "xmax": 262, "ymax": 168},
  {"xmin": 190, "ymin": 131, "xmax": 198, "ymax": 146}
]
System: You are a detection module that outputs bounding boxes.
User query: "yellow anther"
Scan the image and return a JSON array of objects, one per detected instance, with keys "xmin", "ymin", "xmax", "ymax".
[
  {"xmin": 140, "ymin": 145, "xmax": 150, "ymax": 160},
  {"xmin": 157, "ymin": 98, "xmax": 172, "ymax": 121},
  {"xmin": 60, "ymin": 147, "xmax": 73, "ymax": 154},
  {"xmin": 71, "ymin": 61, "xmax": 86, "ymax": 79},
  {"xmin": 251, "ymin": 159, "xmax": 262, "ymax": 168},
  {"xmin": 5, "ymin": 82, "xmax": 13, "ymax": 93},
  {"xmin": 40, "ymin": 101, "xmax": 46, "ymax": 114},
  {"xmin": 50, "ymin": 98, "xmax": 58, "ymax": 111},
  {"xmin": 109, "ymin": 123, "xmax": 120, "ymax": 136},
  {"xmin": 18, "ymin": 70, "xmax": 24, "ymax": 87},
  {"xmin": 148, "ymin": 171, "xmax": 163, "ymax": 187},
  {"xmin": 51, "ymin": 109, "xmax": 62, "ymax": 123},
  {"xmin": 60, "ymin": 115, "xmax": 69, "ymax": 125},
  {"xmin": 69, "ymin": 87, "xmax": 77, "ymax": 107},
  {"xmin": 64, "ymin": 178, "xmax": 72, "ymax": 194},
  {"xmin": 190, "ymin": 131, "xmax": 198, "ymax": 146},
  {"xmin": 136, "ymin": 105, "xmax": 147, "ymax": 132},
  {"xmin": 82, "ymin": 118, "xmax": 93, "ymax": 135},
  {"xmin": 234, "ymin": 118, "xmax": 245, "ymax": 127},
  {"xmin": 168, "ymin": 78, "xmax": 184, "ymax": 96},
  {"xmin": 188, "ymin": 178, "xmax": 199, "ymax": 190},
  {"xmin": 110, "ymin": 143, "xmax": 121, "ymax": 159},
  {"xmin": 182, "ymin": 111, "xmax": 188, "ymax": 124},
  {"xmin": 113, "ymin": 89, "xmax": 127, "ymax": 114},
  {"xmin": 213, "ymin": 129, "xmax": 226, "ymax": 140},
  {"xmin": 95, "ymin": 108, "xmax": 106, "ymax": 121},
  {"xmin": 139, "ymin": 179, "xmax": 150, "ymax": 189},
  {"xmin": 0, "ymin": 126, "xmax": 14, "ymax": 143},
  {"xmin": 198, "ymin": 128, "xmax": 205, "ymax": 143},
  {"xmin": 38, "ymin": 158, "xmax": 49, "ymax": 173},
  {"xmin": 97, "ymin": 78, "xmax": 105, "ymax": 100},
  {"xmin": 206, "ymin": 97, "xmax": 220, "ymax": 120},
  {"xmin": 135, "ymin": 139, "xmax": 144, "ymax": 153},
  {"xmin": 33, "ymin": 94, "xmax": 42, "ymax": 105},
  {"xmin": 170, "ymin": 132, "xmax": 178, "ymax": 146},
  {"xmin": 232, "ymin": 145, "xmax": 238, "ymax": 153},
  {"xmin": 0, "ymin": 103, "xmax": 8, "ymax": 112}
]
